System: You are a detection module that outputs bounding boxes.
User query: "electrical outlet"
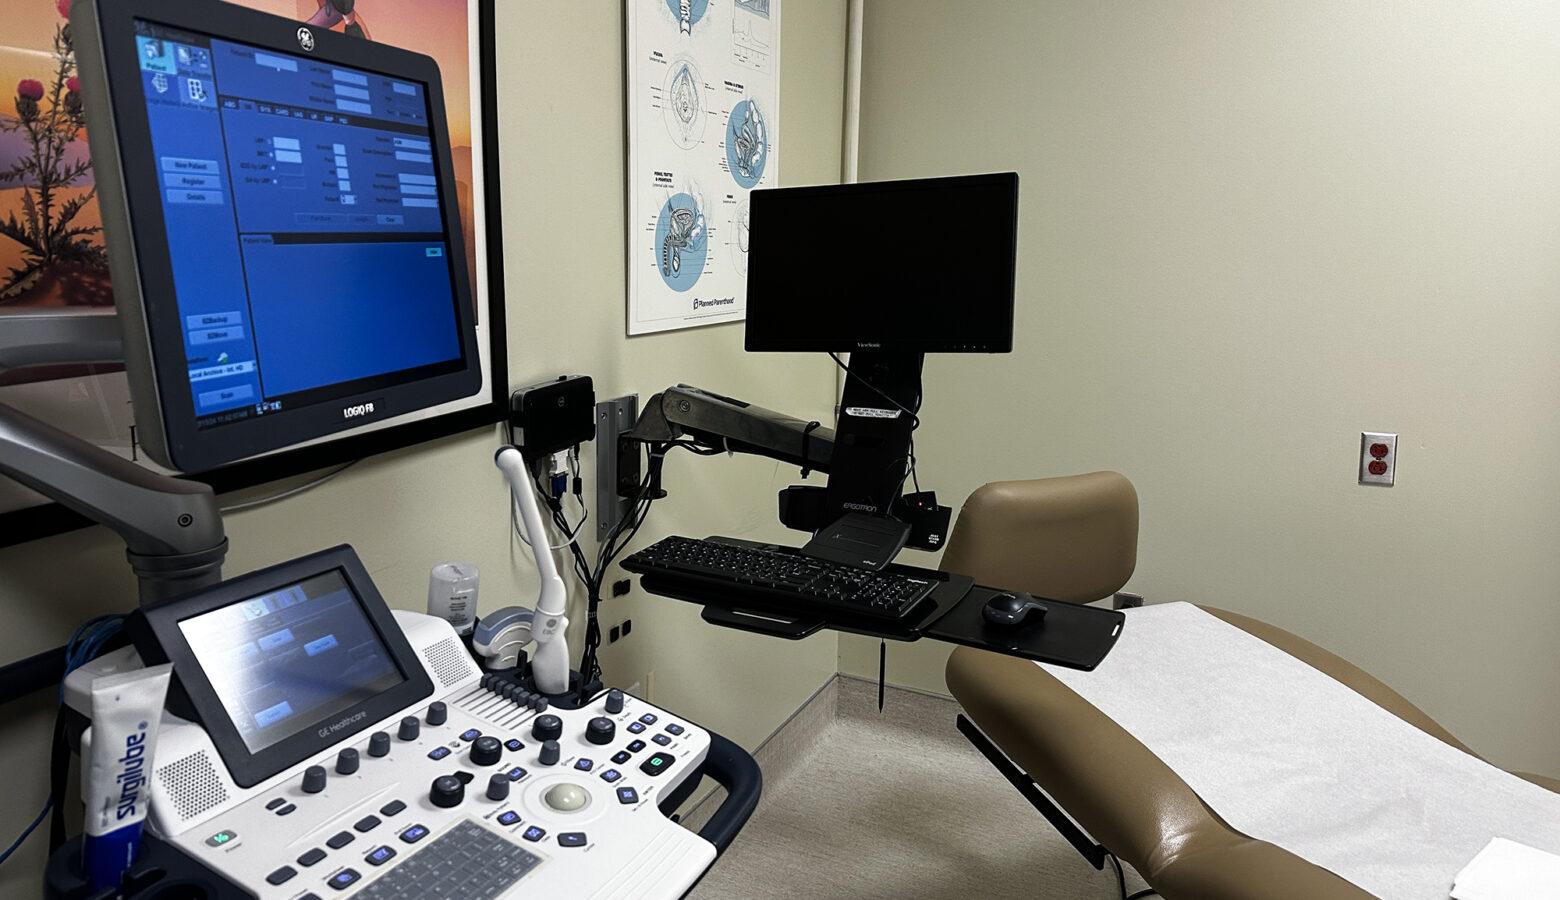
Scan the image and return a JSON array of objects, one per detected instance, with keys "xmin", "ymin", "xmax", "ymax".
[{"xmin": 1359, "ymin": 432, "xmax": 1397, "ymax": 486}]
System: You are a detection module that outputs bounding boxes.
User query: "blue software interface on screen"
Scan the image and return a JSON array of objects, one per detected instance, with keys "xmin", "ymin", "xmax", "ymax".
[{"xmin": 135, "ymin": 22, "xmax": 463, "ymax": 427}]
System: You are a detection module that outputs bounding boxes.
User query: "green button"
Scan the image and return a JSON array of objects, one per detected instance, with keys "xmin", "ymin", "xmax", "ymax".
[{"xmin": 205, "ymin": 829, "xmax": 237, "ymax": 847}]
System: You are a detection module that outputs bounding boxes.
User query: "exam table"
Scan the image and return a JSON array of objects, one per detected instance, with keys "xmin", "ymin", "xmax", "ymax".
[{"xmin": 939, "ymin": 474, "xmax": 1560, "ymax": 900}]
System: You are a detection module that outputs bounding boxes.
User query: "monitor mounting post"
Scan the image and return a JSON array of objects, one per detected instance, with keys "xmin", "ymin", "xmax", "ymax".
[{"xmin": 823, "ymin": 350, "xmax": 922, "ymax": 523}]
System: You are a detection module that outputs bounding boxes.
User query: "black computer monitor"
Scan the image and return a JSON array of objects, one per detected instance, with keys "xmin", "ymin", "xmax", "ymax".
[
  {"xmin": 75, "ymin": 0, "xmax": 483, "ymax": 473},
  {"xmin": 743, "ymin": 173, "xmax": 1020, "ymax": 550},
  {"xmin": 744, "ymin": 172, "xmax": 1019, "ymax": 355}
]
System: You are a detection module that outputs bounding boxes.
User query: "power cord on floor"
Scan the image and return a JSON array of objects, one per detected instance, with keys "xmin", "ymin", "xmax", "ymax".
[{"xmin": 1106, "ymin": 851, "xmax": 1160, "ymax": 900}]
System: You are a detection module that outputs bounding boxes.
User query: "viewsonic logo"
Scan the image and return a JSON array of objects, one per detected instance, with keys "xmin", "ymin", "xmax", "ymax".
[{"xmin": 297, "ymin": 27, "xmax": 315, "ymax": 52}]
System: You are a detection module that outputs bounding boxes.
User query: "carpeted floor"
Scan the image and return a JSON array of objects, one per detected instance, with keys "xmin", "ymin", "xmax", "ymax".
[{"xmin": 684, "ymin": 676, "xmax": 1151, "ymax": 900}]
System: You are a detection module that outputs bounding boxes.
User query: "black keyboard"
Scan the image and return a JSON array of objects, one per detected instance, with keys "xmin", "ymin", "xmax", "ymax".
[{"xmin": 622, "ymin": 536, "xmax": 939, "ymax": 621}]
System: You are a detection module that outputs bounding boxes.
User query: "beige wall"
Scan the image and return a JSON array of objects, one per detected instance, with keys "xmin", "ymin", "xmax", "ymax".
[
  {"xmin": 0, "ymin": 1, "xmax": 846, "ymax": 890},
  {"xmin": 840, "ymin": 0, "xmax": 1560, "ymax": 778}
]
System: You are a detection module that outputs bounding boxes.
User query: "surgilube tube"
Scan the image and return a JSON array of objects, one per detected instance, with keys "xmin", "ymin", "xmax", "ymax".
[{"xmin": 83, "ymin": 663, "xmax": 173, "ymax": 892}]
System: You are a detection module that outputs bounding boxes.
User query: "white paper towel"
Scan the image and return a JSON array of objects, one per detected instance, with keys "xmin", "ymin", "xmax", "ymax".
[{"xmin": 1041, "ymin": 602, "xmax": 1560, "ymax": 900}]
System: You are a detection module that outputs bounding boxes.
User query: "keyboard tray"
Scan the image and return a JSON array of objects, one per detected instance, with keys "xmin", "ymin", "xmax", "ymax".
[{"xmin": 630, "ymin": 536, "xmax": 1125, "ymax": 670}]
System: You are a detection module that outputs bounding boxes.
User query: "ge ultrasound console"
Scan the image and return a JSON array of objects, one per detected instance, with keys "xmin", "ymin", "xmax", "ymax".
[{"xmin": 53, "ymin": 545, "xmax": 756, "ymax": 899}]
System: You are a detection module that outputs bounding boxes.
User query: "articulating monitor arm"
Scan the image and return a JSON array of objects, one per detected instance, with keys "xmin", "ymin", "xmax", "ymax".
[
  {"xmin": 0, "ymin": 403, "xmax": 227, "ymax": 605},
  {"xmin": 0, "ymin": 313, "xmax": 226, "ymax": 605},
  {"xmin": 629, "ymin": 384, "xmax": 835, "ymax": 473}
]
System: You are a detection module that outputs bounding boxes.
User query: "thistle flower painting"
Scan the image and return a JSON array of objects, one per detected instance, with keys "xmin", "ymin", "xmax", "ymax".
[{"xmin": 0, "ymin": 0, "xmax": 108, "ymax": 307}]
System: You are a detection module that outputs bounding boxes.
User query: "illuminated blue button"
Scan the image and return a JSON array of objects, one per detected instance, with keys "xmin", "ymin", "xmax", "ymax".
[
  {"xmin": 327, "ymin": 868, "xmax": 361, "ymax": 890},
  {"xmin": 521, "ymin": 825, "xmax": 545, "ymax": 842},
  {"xmin": 616, "ymin": 786, "xmax": 639, "ymax": 805},
  {"xmin": 557, "ymin": 832, "xmax": 588, "ymax": 848},
  {"xmin": 197, "ymin": 384, "xmax": 254, "ymax": 408},
  {"xmin": 652, "ymin": 734, "xmax": 672, "ymax": 746},
  {"xmin": 164, "ymin": 172, "xmax": 221, "ymax": 190},
  {"xmin": 460, "ymin": 729, "xmax": 481, "ymax": 741},
  {"xmin": 627, "ymin": 722, "xmax": 646, "ymax": 734},
  {"xmin": 165, "ymin": 188, "xmax": 224, "ymax": 206},
  {"xmin": 398, "ymin": 825, "xmax": 429, "ymax": 844},
  {"xmin": 627, "ymin": 740, "xmax": 645, "ymax": 753},
  {"xmin": 574, "ymin": 758, "xmax": 593, "ymax": 772},
  {"xmin": 666, "ymin": 724, "xmax": 685, "ymax": 735},
  {"xmin": 504, "ymin": 739, "xmax": 523, "ymax": 752},
  {"xmin": 160, "ymin": 156, "xmax": 220, "ymax": 174},
  {"xmin": 600, "ymin": 769, "xmax": 621, "ymax": 783},
  {"xmin": 611, "ymin": 751, "xmax": 631, "ymax": 764},
  {"xmin": 189, "ymin": 325, "xmax": 246, "ymax": 346},
  {"xmin": 427, "ymin": 746, "xmax": 451, "ymax": 761},
  {"xmin": 506, "ymin": 766, "xmax": 527, "ymax": 782},
  {"xmin": 638, "ymin": 714, "xmax": 658, "ymax": 725},
  {"xmin": 497, "ymin": 811, "xmax": 520, "ymax": 826},
  {"xmin": 365, "ymin": 845, "xmax": 395, "ymax": 866}
]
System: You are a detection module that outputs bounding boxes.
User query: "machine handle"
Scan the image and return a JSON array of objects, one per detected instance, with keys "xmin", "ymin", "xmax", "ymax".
[{"xmin": 693, "ymin": 732, "xmax": 763, "ymax": 855}]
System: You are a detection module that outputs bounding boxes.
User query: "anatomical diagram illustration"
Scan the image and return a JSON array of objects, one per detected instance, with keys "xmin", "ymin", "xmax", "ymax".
[
  {"xmin": 662, "ymin": 57, "xmax": 706, "ymax": 150},
  {"xmin": 724, "ymin": 99, "xmax": 767, "ymax": 189},
  {"xmin": 656, "ymin": 191, "xmax": 707, "ymax": 291}
]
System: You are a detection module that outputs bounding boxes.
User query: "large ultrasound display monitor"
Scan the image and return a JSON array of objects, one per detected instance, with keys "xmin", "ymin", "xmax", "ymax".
[
  {"xmin": 77, "ymin": 0, "xmax": 481, "ymax": 473},
  {"xmin": 745, "ymin": 172, "xmax": 1019, "ymax": 354}
]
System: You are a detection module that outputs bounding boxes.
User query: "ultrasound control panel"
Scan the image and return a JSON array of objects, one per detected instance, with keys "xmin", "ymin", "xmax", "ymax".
[{"xmin": 68, "ymin": 546, "xmax": 717, "ymax": 899}]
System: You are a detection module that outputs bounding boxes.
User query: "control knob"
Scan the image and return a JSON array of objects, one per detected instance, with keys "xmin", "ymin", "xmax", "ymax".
[
  {"xmin": 302, "ymin": 765, "xmax": 327, "ymax": 794},
  {"xmin": 532, "ymin": 714, "xmax": 563, "ymax": 742},
  {"xmin": 335, "ymin": 748, "xmax": 359, "ymax": 775},
  {"xmin": 426, "ymin": 701, "xmax": 447, "ymax": 726},
  {"xmin": 486, "ymin": 773, "xmax": 510, "ymax": 801},
  {"xmin": 538, "ymin": 740, "xmax": 561, "ymax": 767},
  {"xmin": 429, "ymin": 774, "xmax": 464, "ymax": 808},
  {"xmin": 585, "ymin": 717, "xmax": 616, "ymax": 745},
  {"xmin": 470, "ymin": 735, "xmax": 503, "ymax": 767},
  {"xmin": 604, "ymin": 689, "xmax": 625, "ymax": 714},
  {"xmin": 368, "ymin": 732, "xmax": 391, "ymax": 758},
  {"xmin": 398, "ymin": 716, "xmax": 420, "ymax": 741}
]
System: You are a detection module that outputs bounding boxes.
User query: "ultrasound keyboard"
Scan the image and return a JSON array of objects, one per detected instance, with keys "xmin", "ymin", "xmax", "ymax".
[
  {"xmin": 62, "ymin": 544, "xmax": 735, "ymax": 900},
  {"xmin": 622, "ymin": 535, "xmax": 939, "ymax": 621}
]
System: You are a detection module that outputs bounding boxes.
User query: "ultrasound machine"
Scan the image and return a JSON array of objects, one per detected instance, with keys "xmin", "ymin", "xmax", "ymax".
[{"xmin": 12, "ymin": 1, "xmax": 757, "ymax": 896}]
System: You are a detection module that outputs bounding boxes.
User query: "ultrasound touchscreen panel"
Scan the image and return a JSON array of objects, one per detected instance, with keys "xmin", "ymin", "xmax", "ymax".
[{"xmin": 177, "ymin": 569, "xmax": 403, "ymax": 754}]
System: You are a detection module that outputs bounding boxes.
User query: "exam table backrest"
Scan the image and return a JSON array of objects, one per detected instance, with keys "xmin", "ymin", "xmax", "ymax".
[{"xmin": 938, "ymin": 471, "xmax": 1138, "ymax": 604}]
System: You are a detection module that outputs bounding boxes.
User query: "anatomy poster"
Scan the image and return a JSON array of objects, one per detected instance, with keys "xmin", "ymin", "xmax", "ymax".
[{"xmin": 626, "ymin": 0, "xmax": 779, "ymax": 335}]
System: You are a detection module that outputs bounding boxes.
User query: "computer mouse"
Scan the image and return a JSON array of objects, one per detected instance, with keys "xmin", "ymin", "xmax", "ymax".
[{"xmin": 981, "ymin": 591, "xmax": 1048, "ymax": 627}]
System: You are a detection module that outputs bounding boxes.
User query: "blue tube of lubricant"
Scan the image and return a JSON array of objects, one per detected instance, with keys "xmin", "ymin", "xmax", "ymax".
[{"xmin": 83, "ymin": 663, "xmax": 172, "ymax": 892}]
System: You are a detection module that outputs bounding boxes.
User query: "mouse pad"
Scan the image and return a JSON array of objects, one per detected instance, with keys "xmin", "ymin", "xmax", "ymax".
[{"xmin": 921, "ymin": 586, "xmax": 1125, "ymax": 670}]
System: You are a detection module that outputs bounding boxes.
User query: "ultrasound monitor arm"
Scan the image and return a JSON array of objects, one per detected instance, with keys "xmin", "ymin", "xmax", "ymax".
[
  {"xmin": 0, "ymin": 312, "xmax": 227, "ymax": 605},
  {"xmin": 629, "ymin": 384, "xmax": 835, "ymax": 472},
  {"xmin": 0, "ymin": 403, "xmax": 227, "ymax": 605}
]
